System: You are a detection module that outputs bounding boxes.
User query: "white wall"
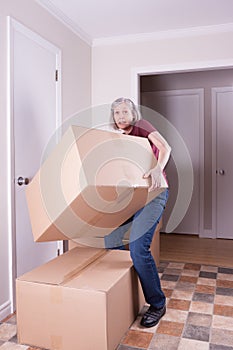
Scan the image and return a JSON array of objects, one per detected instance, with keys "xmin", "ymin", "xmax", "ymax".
[
  {"xmin": 92, "ymin": 29, "xmax": 233, "ymax": 108},
  {"xmin": 0, "ymin": 0, "xmax": 91, "ymax": 320}
]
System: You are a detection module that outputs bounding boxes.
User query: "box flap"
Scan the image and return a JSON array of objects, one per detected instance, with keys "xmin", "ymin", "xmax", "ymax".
[{"xmin": 17, "ymin": 247, "xmax": 106, "ymax": 285}]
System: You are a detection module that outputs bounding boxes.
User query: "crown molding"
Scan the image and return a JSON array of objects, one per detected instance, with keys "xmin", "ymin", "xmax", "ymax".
[
  {"xmin": 35, "ymin": 0, "xmax": 92, "ymax": 46},
  {"xmin": 34, "ymin": 2, "xmax": 233, "ymax": 48},
  {"xmin": 92, "ymin": 22, "xmax": 233, "ymax": 47}
]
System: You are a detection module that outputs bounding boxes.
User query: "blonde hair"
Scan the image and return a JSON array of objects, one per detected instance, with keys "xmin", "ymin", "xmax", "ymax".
[{"xmin": 110, "ymin": 97, "xmax": 141, "ymax": 129}]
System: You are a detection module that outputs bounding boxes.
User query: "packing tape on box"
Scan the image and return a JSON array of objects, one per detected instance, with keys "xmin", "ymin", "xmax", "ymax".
[
  {"xmin": 50, "ymin": 335, "xmax": 63, "ymax": 350},
  {"xmin": 61, "ymin": 249, "xmax": 108, "ymax": 285}
]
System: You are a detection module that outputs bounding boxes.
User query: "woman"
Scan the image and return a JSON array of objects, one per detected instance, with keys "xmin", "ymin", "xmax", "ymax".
[{"xmin": 105, "ymin": 97, "xmax": 171, "ymax": 328}]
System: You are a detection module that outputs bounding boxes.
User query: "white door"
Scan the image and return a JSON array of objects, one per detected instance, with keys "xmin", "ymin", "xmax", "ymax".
[
  {"xmin": 141, "ymin": 89, "xmax": 204, "ymax": 235},
  {"xmin": 11, "ymin": 20, "xmax": 61, "ymax": 277},
  {"xmin": 212, "ymin": 87, "xmax": 233, "ymax": 239}
]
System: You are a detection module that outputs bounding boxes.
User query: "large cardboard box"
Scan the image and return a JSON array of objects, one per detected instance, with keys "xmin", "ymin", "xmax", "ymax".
[
  {"xmin": 16, "ymin": 247, "xmax": 144, "ymax": 350},
  {"xmin": 26, "ymin": 125, "xmax": 167, "ymax": 245}
]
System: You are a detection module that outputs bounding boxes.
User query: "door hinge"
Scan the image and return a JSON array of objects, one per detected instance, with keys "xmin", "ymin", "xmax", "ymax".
[{"xmin": 55, "ymin": 69, "xmax": 59, "ymax": 82}]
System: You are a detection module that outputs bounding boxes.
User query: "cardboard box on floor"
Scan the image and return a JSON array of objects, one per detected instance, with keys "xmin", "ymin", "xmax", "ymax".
[
  {"xmin": 16, "ymin": 247, "xmax": 145, "ymax": 350},
  {"xmin": 26, "ymin": 125, "xmax": 167, "ymax": 245}
]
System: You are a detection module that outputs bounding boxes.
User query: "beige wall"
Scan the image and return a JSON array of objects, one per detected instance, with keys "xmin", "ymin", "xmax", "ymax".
[
  {"xmin": 0, "ymin": 0, "xmax": 91, "ymax": 319},
  {"xmin": 92, "ymin": 30, "xmax": 233, "ymax": 108}
]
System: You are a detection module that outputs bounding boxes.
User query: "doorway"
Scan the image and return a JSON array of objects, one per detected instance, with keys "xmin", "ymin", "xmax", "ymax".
[
  {"xmin": 8, "ymin": 18, "xmax": 62, "ymax": 305},
  {"xmin": 138, "ymin": 68, "xmax": 233, "ymax": 239}
]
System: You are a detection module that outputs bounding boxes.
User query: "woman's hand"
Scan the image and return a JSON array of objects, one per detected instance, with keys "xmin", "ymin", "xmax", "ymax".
[{"xmin": 143, "ymin": 164, "xmax": 163, "ymax": 192}]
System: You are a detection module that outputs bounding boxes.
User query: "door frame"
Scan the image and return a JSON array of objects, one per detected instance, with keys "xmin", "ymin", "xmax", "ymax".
[
  {"xmin": 131, "ymin": 59, "xmax": 233, "ymax": 239},
  {"xmin": 6, "ymin": 16, "xmax": 62, "ymax": 309}
]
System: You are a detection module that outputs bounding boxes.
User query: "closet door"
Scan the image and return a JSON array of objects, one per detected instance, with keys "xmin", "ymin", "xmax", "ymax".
[
  {"xmin": 212, "ymin": 87, "xmax": 233, "ymax": 239},
  {"xmin": 141, "ymin": 89, "xmax": 204, "ymax": 235}
]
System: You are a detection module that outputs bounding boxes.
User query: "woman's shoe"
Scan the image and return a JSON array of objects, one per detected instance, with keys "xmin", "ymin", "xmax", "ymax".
[{"xmin": 140, "ymin": 304, "xmax": 166, "ymax": 328}]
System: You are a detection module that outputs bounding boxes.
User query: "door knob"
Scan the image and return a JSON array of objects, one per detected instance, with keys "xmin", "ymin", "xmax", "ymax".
[
  {"xmin": 17, "ymin": 176, "xmax": 30, "ymax": 186},
  {"xmin": 218, "ymin": 169, "xmax": 225, "ymax": 175}
]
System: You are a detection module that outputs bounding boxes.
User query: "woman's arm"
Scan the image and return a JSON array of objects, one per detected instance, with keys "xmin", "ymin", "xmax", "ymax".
[{"xmin": 143, "ymin": 131, "xmax": 171, "ymax": 191}]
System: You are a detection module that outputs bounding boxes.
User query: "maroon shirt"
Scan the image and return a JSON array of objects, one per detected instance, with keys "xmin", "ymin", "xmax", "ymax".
[
  {"xmin": 128, "ymin": 119, "xmax": 168, "ymax": 184},
  {"xmin": 128, "ymin": 119, "xmax": 159, "ymax": 159}
]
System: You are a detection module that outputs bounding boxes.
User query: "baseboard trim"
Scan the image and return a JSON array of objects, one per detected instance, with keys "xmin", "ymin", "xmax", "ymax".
[{"xmin": 0, "ymin": 300, "xmax": 12, "ymax": 322}]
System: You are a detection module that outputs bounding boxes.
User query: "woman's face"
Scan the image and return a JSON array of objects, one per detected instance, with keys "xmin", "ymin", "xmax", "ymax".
[{"xmin": 113, "ymin": 102, "xmax": 134, "ymax": 131}]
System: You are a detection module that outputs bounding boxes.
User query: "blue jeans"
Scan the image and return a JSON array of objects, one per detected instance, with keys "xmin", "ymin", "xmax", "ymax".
[{"xmin": 104, "ymin": 189, "xmax": 169, "ymax": 308}]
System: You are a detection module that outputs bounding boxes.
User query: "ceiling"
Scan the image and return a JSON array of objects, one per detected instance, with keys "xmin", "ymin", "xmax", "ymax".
[{"xmin": 37, "ymin": 0, "xmax": 233, "ymax": 45}]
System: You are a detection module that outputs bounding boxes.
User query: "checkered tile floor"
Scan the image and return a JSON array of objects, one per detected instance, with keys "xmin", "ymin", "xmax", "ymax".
[{"xmin": 1, "ymin": 261, "xmax": 233, "ymax": 349}]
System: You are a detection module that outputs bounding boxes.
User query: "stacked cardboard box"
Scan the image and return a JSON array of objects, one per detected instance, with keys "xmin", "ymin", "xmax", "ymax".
[
  {"xmin": 17, "ymin": 125, "xmax": 167, "ymax": 349},
  {"xmin": 17, "ymin": 247, "xmax": 144, "ymax": 350}
]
